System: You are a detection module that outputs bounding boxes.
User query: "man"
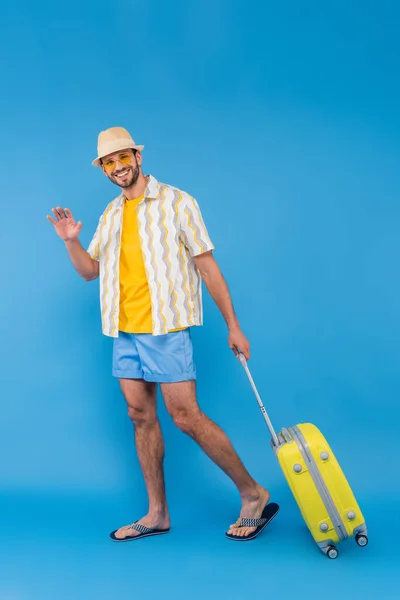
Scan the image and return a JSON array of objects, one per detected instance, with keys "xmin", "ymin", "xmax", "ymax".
[{"xmin": 46, "ymin": 126, "xmax": 279, "ymax": 542}]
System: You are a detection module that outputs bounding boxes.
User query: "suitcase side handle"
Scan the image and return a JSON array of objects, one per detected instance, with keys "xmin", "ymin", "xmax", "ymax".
[{"xmin": 237, "ymin": 350, "xmax": 280, "ymax": 448}]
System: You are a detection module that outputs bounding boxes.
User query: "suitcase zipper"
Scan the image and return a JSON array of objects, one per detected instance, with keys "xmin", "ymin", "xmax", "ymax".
[{"xmin": 289, "ymin": 426, "xmax": 348, "ymax": 542}]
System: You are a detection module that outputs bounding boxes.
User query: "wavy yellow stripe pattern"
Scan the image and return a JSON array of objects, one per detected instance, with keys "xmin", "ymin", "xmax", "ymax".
[
  {"xmin": 137, "ymin": 209, "xmax": 156, "ymax": 333},
  {"xmin": 191, "ymin": 198, "xmax": 211, "ymax": 246},
  {"xmin": 161, "ymin": 192, "xmax": 182, "ymax": 328},
  {"xmin": 179, "ymin": 241, "xmax": 194, "ymax": 325},
  {"xmin": 185, "ymin": 246, "xmax": 196, "ymax": 316},
  {"xmin": 148, "ymin": 206, "xmax": 168, "ymax": 333},
  {"xmin": 88, "ymin": 215, "xmax": 103, "ymax": 259},
  {"xmin": 160, "ymin": 189, "xmax": 172, "ymax": 285},
  {"xmin": 92, "ymin": 241, "xmax": 100, "ymax": 260},
  {"xmin": 184, "ymin": 208, "xmax": 204, "ymax": 253},
  {"xmin": 191, "ymin": 198, "xmax": 203, "ymax": 227},
  {"xmin": 177, "ymin": 192, "xmax": 194, "ymax": 325},
  {"xmin": 110, "ymin": 207, "xmax": 125, "ymax": 336},
  {"xmin": 175, "ymin": 191, "xmax": 183, "ymax": 219},
  {"xmin": 101, "ymin": 207, "xmax": 119, "ymax": 325}
]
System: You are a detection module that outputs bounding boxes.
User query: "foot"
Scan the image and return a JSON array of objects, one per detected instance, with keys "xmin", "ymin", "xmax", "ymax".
[
  {"xmin": 227, "ymin": 485, "xmax": 271, "ymax": 539},
  {"xmin": 112, "ymin": 512, "xmax": 170, "ymax": 540}
]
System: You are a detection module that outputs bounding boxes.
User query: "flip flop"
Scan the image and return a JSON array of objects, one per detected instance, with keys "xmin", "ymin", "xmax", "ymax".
[
  {"xmin": 110, "ymin": 521, "xmax": 170, "ymax": 542},
  {"xmin": 225, "ymin": 501, "xmax": 280, "ymax": 541}
]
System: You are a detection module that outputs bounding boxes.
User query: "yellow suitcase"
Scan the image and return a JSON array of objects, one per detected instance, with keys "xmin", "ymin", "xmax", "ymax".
[{"xmin": 238, "ymin": 352, "xmax": 368, "ymax": 559}]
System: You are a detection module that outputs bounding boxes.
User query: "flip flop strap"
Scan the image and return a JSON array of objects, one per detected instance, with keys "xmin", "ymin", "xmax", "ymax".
[
  {"xmin": 130, "ymin": 522, "xmax": 153, "ymax": 534},
  {"xmin": 238, "ymin": 517, "xmax": 267, "ymax": 527}
]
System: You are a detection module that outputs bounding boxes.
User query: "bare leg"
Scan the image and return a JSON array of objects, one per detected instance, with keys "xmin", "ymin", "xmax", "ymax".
[
  {"xmin": 113, "ymin": 378, "xmax": 170, "ymax": 540},
  {"xmin": 161, "ymin": 380, "xmax": 271, "ymax": 538}
]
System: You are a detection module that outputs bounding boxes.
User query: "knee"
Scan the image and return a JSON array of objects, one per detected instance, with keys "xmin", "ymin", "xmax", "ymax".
[
  {"xmin": 171, "ymin": 408, "xmax": 202, "ymax": 436},
  {"xmin": 128, "ymin": 405, "xmax": 156, "ymax": 427}
]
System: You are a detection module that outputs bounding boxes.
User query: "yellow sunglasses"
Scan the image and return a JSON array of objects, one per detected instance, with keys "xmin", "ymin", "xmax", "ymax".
[{"xmin": 102, "ymin": 152, "xmax": 134, "ymax": 173}]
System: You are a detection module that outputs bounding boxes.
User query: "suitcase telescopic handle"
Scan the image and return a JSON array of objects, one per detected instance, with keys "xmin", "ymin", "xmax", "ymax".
[{"xmin": 237, "ymin": 350, "xmax": 280, "ymax": 448}]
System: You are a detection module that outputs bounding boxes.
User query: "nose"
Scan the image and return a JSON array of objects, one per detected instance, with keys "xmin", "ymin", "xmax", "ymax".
[{"xmin": 114, "ymin": 160, "xmax": 129, "ymax": 172}]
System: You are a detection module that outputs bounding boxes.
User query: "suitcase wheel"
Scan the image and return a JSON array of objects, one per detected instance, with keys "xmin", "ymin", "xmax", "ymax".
[
  {"xmin": 326, "ymin": 545, "xmax": 339, "ymax": 559},
  {"xmin": 355, "ymin": 533, "xmax": 368, "ymax": 547}
]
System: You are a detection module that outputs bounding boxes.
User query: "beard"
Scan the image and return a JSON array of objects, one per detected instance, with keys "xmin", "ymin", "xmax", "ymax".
[{"xmin": 108, "ymin": 158, "xmax": 140, "ymax": 189}]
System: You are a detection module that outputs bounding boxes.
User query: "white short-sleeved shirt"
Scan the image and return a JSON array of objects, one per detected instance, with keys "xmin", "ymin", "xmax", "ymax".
[{"xmin": 87, "ymin": 174, "xmax": 215, "ymax": 337}]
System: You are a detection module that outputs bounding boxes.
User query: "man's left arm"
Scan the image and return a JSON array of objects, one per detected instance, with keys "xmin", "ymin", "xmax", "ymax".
[
  {"xmin": 179, "ymin": 192, "xmax": 250, "ymax": 359},
  {"xmin": 194, "ymin": 251, "xmax": 250, "ymax": 359}
]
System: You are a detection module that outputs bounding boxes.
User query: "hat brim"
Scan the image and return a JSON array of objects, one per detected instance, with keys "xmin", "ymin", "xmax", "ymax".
[{"xmin": 92, "ymin": 144, "xmax": 144, "ymax": 167}]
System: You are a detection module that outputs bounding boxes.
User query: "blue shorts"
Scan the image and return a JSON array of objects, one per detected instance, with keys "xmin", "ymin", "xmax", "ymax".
[{"xmin": 112, "ymin": 329, "xmax": 196, "ymax": 382}]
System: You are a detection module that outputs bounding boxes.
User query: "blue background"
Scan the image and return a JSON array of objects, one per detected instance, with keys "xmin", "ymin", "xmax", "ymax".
[{"xmin": 1, "ymin": 0, "xmax": 399, "ymax": 598}]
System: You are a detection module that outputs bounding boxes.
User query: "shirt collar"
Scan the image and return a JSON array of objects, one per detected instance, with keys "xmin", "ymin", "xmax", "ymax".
[
  {"xmin": 115, "ymin": 174, "xmax": 159, "ymax": 208},
  {"xmin": 144, "ymin": 174, "xmax": 159, "ymax": 199}
]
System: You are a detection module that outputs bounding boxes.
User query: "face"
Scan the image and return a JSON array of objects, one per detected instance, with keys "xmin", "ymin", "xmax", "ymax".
[{"xmin": 101, "ymin": 149, "xmax": 142, "ymax": 188}]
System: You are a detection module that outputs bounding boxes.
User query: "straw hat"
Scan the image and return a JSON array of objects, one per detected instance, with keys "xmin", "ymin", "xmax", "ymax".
[{"xmin": 92, "ymin": 126, "xmax": 144, "ymax": 167}]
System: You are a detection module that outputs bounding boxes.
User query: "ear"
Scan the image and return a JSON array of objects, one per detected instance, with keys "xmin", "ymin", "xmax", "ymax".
[{"xmin": 135, "ymin": 151, "xmax": 143, "ymax": 167}]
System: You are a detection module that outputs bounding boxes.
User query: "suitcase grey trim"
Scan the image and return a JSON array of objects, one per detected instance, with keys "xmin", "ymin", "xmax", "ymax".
[
  {"xmin": 317, "ymin": 539, "xmax": 336, "ymax": 554},
  {"xmin": 271, "ymin": 429, "xmax": 293, "ymax": 454},
  {"xmin": 281, "ymin": 428, "xmax": 294, "ymax": 444},
  {"xmin": 289, "ymin": 426, "xmax": 348, "ymax": 543},
  {"xmin": 354, "ymin": 523, "xmax": 368, "ymax": 537},
  {"xmin": 272, "ymin": 437, "xmax": 284, "ymax": 451}
]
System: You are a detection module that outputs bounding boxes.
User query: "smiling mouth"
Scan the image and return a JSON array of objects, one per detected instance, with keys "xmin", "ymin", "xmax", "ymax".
[{"xmin": 114, "ymin": 168, "xmax": 130, "ymax": 178}]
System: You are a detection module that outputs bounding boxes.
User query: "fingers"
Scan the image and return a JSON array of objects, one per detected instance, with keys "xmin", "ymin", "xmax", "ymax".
[
  {"xmin": 53, "ymin": 206, "xmax": 69, "ymax": 220},
  {"xmin": 230, "ymin": 344, "xmax": 239, "ymax": 357},
  {"xmin": 50, "ymin": 208, "xmax": 60, "ymax": 221},
  {"xmin": 49, "ymin": 207, "xmax": 62, "ymax": 221},
  {"xmin": 46, "ymin": 207, "xmax": 75, "ymax": 225},
  {"xmin": 230, "ymin": 342, "xmax": 250, "ymax": 361}
]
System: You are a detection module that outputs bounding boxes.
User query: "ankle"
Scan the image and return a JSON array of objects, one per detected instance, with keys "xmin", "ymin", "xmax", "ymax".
[
  {"xmin": 149, "ymin": 504, "xmax": 168, "ymax": 518},
  {"xmin": 240, "ymin": 483, "xmax": 269, "ymax": 503},
  {"xmin": 240, "ymin": 487, "xmax": 261, "ymax": 502}
]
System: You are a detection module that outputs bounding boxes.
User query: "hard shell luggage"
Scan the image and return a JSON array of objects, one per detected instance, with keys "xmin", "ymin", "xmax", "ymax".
[{"xmin": 237, "ymin": 351, "xmax": 368, "ymax": 559}]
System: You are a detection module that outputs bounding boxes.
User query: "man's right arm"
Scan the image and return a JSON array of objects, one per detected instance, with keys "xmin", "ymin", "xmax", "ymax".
[{"xmin": 65, "ymin": 238, "xmax": 99, "ymax": 281}]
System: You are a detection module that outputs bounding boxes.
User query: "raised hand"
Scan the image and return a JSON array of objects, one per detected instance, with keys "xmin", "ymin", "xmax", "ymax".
[{"xmin": 46, "ymin": 206, "xmax": 82, "ymax": 241}]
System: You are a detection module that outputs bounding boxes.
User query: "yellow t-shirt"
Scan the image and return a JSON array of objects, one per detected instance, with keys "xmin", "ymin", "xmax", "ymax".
[
  {"xmin": 118, "ymin": 195, "xmax": 185, "ymax": 334},
  {"xmin": 119, "ymin": 195, "xmax": 152, "ymax": 333}
]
